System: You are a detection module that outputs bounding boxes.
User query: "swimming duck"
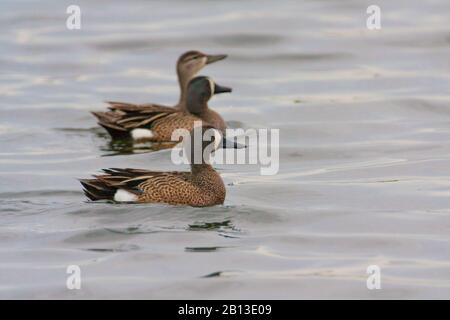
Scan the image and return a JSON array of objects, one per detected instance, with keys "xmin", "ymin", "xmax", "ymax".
[
  {"xmin": 95, "ymin": 76, "xmax": 231, "ymax": 142},
  {"xmin": 80, "ymin": 125, "xmax": 238, "ymax": 207},
  {"xmin": 92, "ymin": 50, "xmax": 227, "ymax": 139}
]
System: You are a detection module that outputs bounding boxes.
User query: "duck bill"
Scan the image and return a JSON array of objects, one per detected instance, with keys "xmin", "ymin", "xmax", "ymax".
[
  {"xmin": 222, "ymin": 137, "xmax": 246, "ymax": 149},
  {"xmin": 214, "ymin": 83, "xmax": 232, "ymax": 95},
  {"xmin": 206, "ymin": 54, "xmax": 228, "ymax": 64}
]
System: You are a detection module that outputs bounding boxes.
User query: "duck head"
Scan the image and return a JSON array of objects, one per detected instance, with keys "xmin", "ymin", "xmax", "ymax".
[
  {"xmin": 185, "ymin": 124, "xmax": 242, "ymax": 167},
  {"xmin": 177, "ymin": 51, "xmax": 227, "ymax": 107},
  {"xmin": 186, "ymin": 76, "xmax": 232, "ymax": 115}
]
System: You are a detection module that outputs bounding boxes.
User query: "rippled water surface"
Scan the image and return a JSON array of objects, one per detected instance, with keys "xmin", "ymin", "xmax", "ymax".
[{"xmin": 1, "ymin": 0, "xmax": 450, "ymax": 299}]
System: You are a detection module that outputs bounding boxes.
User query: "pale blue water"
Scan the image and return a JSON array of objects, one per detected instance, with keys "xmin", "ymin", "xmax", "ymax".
[{"xmin": 1, "ymin": 0, "xmax": 450, "ymax": 299}]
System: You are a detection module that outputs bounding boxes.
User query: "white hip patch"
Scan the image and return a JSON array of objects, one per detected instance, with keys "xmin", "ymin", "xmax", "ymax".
[
  {"xmin": 131, "ymin": 128, "xmax": 154, "ymax": 140},
  {"xmin": 114, "ymin": 189, "xmax": 138, "ymax": 202}
]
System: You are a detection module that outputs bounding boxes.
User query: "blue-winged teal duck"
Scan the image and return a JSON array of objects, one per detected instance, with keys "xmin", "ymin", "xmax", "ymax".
[
  {"xmin": 80, "ymin": 124, "xmax": 239, "ymax": 207},
  {"xmin": 92, "ymin": 50, "xmax": 227, "ymax": 139},
  {"xmin": 94, "ymin": 76, "xmax": 231, "ymax": 142}
]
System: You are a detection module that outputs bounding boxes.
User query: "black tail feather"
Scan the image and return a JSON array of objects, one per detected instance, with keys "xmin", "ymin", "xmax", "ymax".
[
  {"xmin": 83, "ymin": 189, "xmax": 99, "ymax": 201},
  {"xmin": 97, "ymin": 122, "xmax": 131, "ymax": 140},
  {"xmin": 79, "ymin": 179, "xmax": 117, "ymax": 201}
]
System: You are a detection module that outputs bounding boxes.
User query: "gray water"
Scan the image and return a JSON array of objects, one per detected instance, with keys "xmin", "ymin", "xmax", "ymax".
[{"xmin": 1, "ymin": 0, "xmax": 450, "ymax": 299}]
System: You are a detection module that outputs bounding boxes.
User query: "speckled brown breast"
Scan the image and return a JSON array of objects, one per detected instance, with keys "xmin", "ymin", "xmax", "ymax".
[{"xmin": 201, "ymin": 109, "xmax": 226, "ymax": 132}]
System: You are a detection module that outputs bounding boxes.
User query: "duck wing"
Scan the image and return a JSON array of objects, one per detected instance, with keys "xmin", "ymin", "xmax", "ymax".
[
  {"xmin": 79, "ymin": 168, "xmax": 188, "ymax": 202},
  {"xmin": 92, "ymin": 102, "xmax": 177, "ymax": 139}
]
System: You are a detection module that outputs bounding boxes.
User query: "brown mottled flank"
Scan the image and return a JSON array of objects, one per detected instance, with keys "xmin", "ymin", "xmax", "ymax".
[
  {"xmin": 137, "ymin": 166, "xmax": 225, "ymax": 206},
  {"xmin": 93, "ymin": 104, "xmax": 221, "ymax": 142},
  {"xmin": 80, "ymin": 166, "xmax": 225, "ymax": 207},
  {"xmin": 150, "ymin": 112, "xmax": 204, "ymax": 141}
]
